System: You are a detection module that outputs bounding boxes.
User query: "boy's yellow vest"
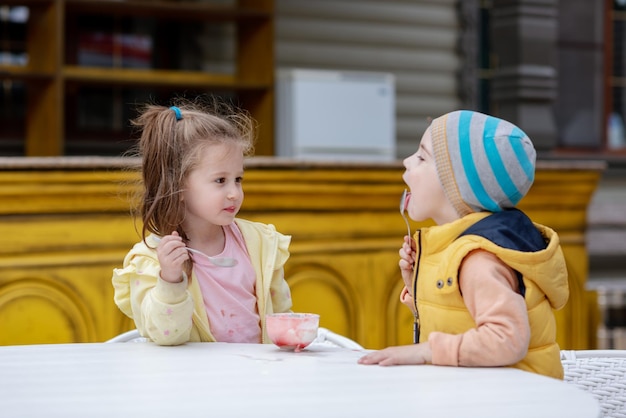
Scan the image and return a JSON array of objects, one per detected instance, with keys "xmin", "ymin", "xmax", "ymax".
[{"xmin": 413, "ymin": 211, "xmax": 569, "ymax": 379}]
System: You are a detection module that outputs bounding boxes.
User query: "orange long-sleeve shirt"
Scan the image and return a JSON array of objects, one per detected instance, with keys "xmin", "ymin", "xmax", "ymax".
[{"xmin": 428, "ymin": 250, "xmax": 531, "ymax": 367}]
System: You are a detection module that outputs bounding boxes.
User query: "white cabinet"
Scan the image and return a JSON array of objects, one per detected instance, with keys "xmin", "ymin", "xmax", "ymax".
[{"xmin": 276, "ymin": 69, "xmax": 396, "ymax": 161}]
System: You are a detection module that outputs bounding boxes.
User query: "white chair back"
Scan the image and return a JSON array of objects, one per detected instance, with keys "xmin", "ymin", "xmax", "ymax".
[
  {"xmin": 561, "ymin": 350, "xmax": 626, "ymax": 418},
  {"xmin": 106, "ymin": 327, "xmax": 365, "ymax": 350},
  {"xmin": 106, "ymin": 329, "xmax": 146, "ymax": 343},
  {"xmin": 313, "ymin": 327, "xmax": 364, "ymax": 350}
]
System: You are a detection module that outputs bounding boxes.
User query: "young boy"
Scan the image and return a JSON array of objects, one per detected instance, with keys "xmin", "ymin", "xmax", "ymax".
[{"xmin": 358, "ymin": 110, "xmax": 569, "ymax": 379}]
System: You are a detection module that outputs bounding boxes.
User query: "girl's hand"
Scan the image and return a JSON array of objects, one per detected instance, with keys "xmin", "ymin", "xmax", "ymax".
[
  {"xmin": 156, "ymin": 231, "xmax": 189, "ymax": 283},
  {"xmin": 357, "ymin": 342, "xmax": 432, "ymax": 366},
  {"xmin": 399, "ymin": 235, "xmax": 416, "ymax": 290}
]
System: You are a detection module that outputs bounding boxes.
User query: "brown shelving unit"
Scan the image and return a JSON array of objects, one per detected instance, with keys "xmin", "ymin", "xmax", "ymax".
[{"xmin": 0, "ymin": 0, "xmax": 275, "ymax": 156}]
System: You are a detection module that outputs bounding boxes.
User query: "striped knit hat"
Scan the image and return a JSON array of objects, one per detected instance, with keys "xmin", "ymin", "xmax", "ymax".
[{"xmin": 430, "ymin": 110, "xmax": 536, "ymax": 217}]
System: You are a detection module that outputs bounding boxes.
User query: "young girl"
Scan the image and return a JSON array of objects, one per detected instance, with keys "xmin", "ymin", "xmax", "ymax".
[
  {"xmin": 112, "ymin": 99, "xmax": 292, "ymax": 346},
  {"xmin": 358, "ymin": 110, "xmax": 569, "ymax": 379}
]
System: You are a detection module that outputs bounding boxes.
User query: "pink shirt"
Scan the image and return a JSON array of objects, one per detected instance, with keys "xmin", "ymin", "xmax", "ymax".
[{"xmin": 193, "ymin": 223, "xmax": 261, "ymax": 343}]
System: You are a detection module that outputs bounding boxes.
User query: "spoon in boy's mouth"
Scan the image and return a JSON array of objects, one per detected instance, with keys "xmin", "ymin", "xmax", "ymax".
[
  {"xmin": 153, "ymin": 236, "xmax": 238, "ymax": 268},
  {"xmin": 400, "ymin": 189, "xmax": 411, "ymax": 239}
]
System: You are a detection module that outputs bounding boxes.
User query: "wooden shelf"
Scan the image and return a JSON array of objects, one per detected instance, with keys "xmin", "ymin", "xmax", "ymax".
[
  {"xmin": 0, "ymin": 0, "xmax": 275, "ymax": 156},
  {"xmin": 0, "ymin": 65, "xmax": 54, "ymax": 80},
  {"xmin": 64, "ymin": 0, "xmax": 272, "ymax": 21},
  {"xmin": 63, "ymin": 66, "xmax": 237, "ymax": 88}
]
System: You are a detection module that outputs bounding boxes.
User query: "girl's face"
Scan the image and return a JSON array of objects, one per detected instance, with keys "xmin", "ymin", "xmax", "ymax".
[
  {"xmin": 182, "ymin": 142, "xmax": 245, "ymax": 235},
  {"xmin": 402, "ymin": 129, "xmax": 458, "ymax": 225}
]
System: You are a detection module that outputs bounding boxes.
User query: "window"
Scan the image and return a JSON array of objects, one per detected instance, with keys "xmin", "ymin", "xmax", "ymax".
[
  {"xmin": 607, "ymin": 0, "xmax": 626, "ymax": 151},
  {"xmin": 477, "ymin": 1, "xmax": 626, "ymax": 154}
]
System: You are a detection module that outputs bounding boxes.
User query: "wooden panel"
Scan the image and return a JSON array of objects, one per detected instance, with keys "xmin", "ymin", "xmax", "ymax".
[
  {"xmin": 0, "ymin": 157, "xmax": 604, "ymax": 350},
  {"xmin": 239, "ymin": 90, "xmax": 274, "ymax": 156},
  {"xmin": 238, "ymin": 0, "xmax": 274, "ymax": 154},
  {"xmin": 25, "ymin": 79, "xmax": 64, "ymax": 156},
  {"xmin": 26, "ymin": 1, "xmax": 60, "ymax": 73},
  {"xmin": 24, "ymin": 1, "xmax": 64, "ymax": 156}
]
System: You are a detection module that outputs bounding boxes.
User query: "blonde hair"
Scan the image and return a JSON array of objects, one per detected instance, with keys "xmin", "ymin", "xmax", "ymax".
[{"xmin": 130, "ymin": 97, "xmax": 256, "ymax": 245}]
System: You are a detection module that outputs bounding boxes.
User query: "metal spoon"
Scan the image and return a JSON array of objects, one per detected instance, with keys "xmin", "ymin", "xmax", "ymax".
[
  {"xmin": 400, "ymin": 189, "xmax": 411, "ymax": 239},
  {"xmin": 153, "ymin": 236, "xmax": 238, "ymax": 268}
]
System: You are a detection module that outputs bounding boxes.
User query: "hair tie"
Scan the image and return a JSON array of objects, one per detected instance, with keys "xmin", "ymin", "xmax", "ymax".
[{"xmin": 170, "ymin": 106, "xmax": 183, "ymax": 121}]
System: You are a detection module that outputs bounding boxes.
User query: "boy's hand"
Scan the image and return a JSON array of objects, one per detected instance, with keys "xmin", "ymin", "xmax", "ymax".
[
  {"xmin": 399, "ymin": 235, "xmax": 416, "ymax": 290},
  {"xmin": 157, "ymin": 231, "xmax": 189, "ymax": 283},
  {"xmin": 358, "ymin": 342, "xmax": 432, "ymax": 366}
]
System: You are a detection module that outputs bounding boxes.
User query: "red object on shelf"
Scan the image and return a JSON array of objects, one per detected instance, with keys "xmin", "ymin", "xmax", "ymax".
[{"xmin": 78, "ymin": 32, "xmax": 152, "ymax": 68}]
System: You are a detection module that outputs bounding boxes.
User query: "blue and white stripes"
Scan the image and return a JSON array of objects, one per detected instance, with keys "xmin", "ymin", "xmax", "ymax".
[{"xmin": 431, "ymin": 110, "xmax": 536, "ymax": 217}]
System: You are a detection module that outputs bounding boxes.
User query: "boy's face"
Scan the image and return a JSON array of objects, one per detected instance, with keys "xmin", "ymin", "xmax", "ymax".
[{"xmin": 402, "ymin": 129, "xmax": 457, "ymax": 225}]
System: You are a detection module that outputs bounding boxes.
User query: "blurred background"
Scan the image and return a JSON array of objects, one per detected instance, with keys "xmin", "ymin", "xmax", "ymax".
[{"xmin": 0, "ymin": 0, "xmax": 624, "ymax": 349}]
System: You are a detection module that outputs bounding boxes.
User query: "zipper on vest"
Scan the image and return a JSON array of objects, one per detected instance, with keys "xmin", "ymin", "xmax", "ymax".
[{"xmin": 413, "ymin": 230, "xmax": 422, "ymax": 344}]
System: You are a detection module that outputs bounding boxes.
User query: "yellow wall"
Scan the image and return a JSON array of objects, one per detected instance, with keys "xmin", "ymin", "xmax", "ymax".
[{"xmin": 0, "ymin": 157, "xmax": 605, "ymax": 349}]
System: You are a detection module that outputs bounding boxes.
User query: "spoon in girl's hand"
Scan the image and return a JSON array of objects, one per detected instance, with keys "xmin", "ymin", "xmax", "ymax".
[
  {"xmin": 400, "ymin": 189, "xmax": 411, "ymax": 240},
  {"xmin": 153, "ymin": 236, "xmax": 238, "ymax": 268}
]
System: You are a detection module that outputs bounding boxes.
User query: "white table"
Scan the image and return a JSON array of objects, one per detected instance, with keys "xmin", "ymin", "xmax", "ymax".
[{"xmin": 0, "ymin": 342, "xmax": 600, "ymax": 418}]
